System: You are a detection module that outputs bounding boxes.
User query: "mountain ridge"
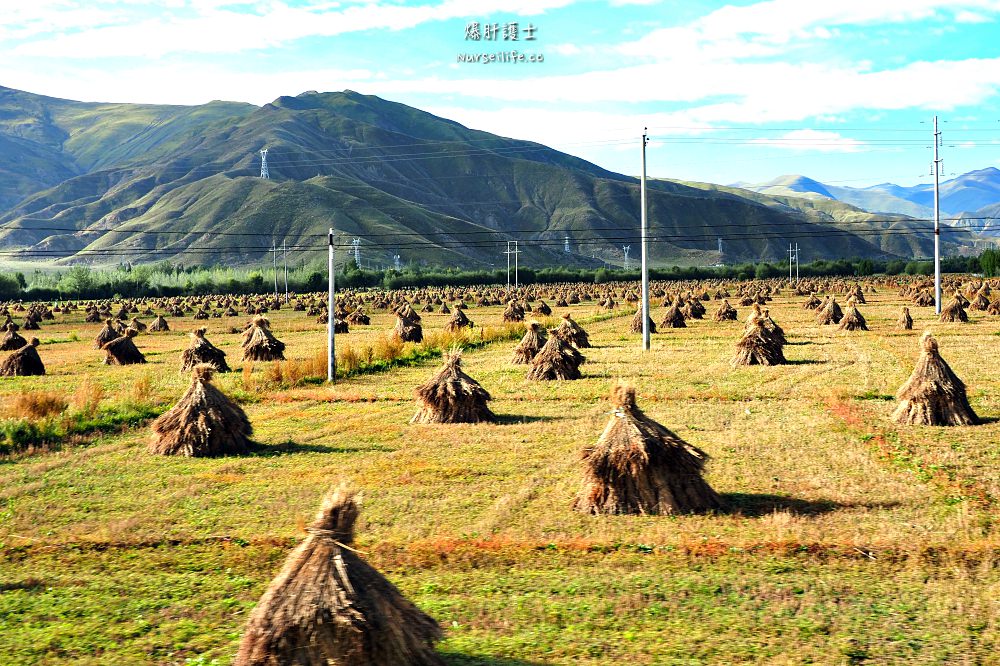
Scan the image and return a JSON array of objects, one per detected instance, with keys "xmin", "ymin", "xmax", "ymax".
[
  {"xmin": 0, "ymin": 85, "xmax": 975, "ymax": 267},
  {"xmin": 739, "ymin": 168, "xmax": 1000, "ymax": 220}
]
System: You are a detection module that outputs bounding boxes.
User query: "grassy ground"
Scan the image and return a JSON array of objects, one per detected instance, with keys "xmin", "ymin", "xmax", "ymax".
[{"xmin": 1, "ymin": 288, "xmax": 998, "ymax": 664}]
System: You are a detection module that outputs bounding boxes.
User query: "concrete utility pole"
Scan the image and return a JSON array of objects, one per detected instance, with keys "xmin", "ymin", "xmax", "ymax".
[
  {"xmin": 932, "ymin": 115, "xmax": 943, "ymax": 314},
  {"xmin": 504, "ymin": 240, "xmax": 522, "ymax": 288},
  {"xmin": 282, "ymin": 242, "xmax": 288, "ymax": 303},
  {"xmin": 271, "ymin": 241, "xmax": 278, "ymax": 295},
  {"xmin": 327, "ymin": 229, "xmax": 335, "ymax": 383},
  {"xmin": 795, "ymin": 243, "xmax": 800, "ymax": 284},
  {"xmin": 505, "ymin": 241, "xmax": 512, "ymax": 287},
  {"xmin": 788, "ymin": 243, "xmax": 794, "ymax": 285},
  {"xmin": 515, "ymin": 240, "xmax": 520, "ymax": 287},
  {"xmin": 640, "ymin": 128, "xmax": 650, "ymax": 351}
]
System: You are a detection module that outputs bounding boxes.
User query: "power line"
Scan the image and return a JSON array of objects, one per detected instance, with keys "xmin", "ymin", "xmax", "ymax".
[
  {"xmin": 5, "ymin": 215, "xmax": 996, "ymax": 241},
  {"xmin": 0, "ymin": 225, "xmax": 972, "ymax": 259}
]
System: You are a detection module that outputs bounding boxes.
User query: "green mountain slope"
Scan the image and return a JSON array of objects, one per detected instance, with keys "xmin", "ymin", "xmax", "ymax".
[
  {"xmin": 0, "ymin": 85, "xmax": 253, "ymax": 209},
  {"xmin": 0, "ymin": 87, "xmax": 972, "ymax": 267},
  {"xmin": 670, "ymin": 179, "xmax": 970, "ymax": 258}
]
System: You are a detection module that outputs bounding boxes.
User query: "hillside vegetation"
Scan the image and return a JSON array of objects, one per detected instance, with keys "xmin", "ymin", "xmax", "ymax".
[{"xmin": 0, "ymin": 86, "xmax": 970, "ymax": 268}]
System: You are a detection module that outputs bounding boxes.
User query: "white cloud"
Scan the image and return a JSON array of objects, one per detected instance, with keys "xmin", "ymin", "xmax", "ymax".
[
  {"xmin": 749, "ymin": 129, "xmax": 866, "ymax": 152},
  {"xmin": 614, "ymin": 0, "xmax": 1000, "ymax": 63},
  {"xmin": 0, "ymin": 3, "xmax": 128, "ymax": 41},
  {"xmin": 0, "ymin": 62, "xmax": 372, "ymax": 105},
  {"xmin": 551, "ymin": 43, "xmax": 582, "ymax": 56},
  {"xmin": 370, "ymin": 57, "xmax": 1000, "ymax": 122},
  {"xmin": 9, "ymin": 0, "xmax": 579, "ymax": 58},
  {"xmin": 955, "ymin": 9, "xmax": 992, "ymax": 22}
]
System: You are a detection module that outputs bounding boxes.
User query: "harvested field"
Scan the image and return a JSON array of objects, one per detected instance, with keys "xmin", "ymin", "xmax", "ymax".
[{"xmin": 1, "ymin": 281, "xmax": 998, "ymax": 664}]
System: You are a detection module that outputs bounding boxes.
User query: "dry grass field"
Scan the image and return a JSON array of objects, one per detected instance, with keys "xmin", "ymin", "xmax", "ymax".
[{"xmin": 1, "ymin": 285, "xmax": 998, "ymax": 665}]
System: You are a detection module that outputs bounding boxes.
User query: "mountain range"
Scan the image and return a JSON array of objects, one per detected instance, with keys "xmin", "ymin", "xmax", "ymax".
[
  {"xmin": 0, "ymin": 85, "xmax": 981, "ymax": 269},
  {"xmin": 737, "ymin": 169, "xmax": 1000, "ymax": 234}
]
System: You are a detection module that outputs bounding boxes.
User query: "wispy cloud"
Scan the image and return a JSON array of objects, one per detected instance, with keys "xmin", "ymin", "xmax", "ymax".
[
  {"xmin": 0, "ymin": 62, "xmax": 374, "ymax": 105},
  {"xmin": 373, "ymin": 57, "xmax": 1000, "ymax": 123},
  {"xmin": 749, "ymin": 129, "xmax": 866, "ymax": 153},
  {"xmin": 617, "ymin": 0, "xmax": 1000, "ymax": 60},
  {"xmin": 9, "ymin": 0, "xmax": 578, "ymax": 58}
]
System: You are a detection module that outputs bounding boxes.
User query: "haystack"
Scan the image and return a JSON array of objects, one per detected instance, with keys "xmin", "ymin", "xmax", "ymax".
[
  {"xmin": 181, "ymin": 328, "xmax": 230, "ymax": 373},
  {"xmin": 897, "ymin": 306, "xmax": 913, "ymax": 330},
  {"xmin": 526, "ymin": 331, "xmax": 584, "ymax": 380},
  {"xmin": 410, "ymin": 349, "xmax": 494, "ymax": 424},
  {"xmin": 682, "ymin": 298, "xmax": 705, "ymax": 319},
  {"xmin": 969, "ymin": 288, "xmax": 990, "ymax": 311},
  {"xmin": 346, "ymin": 308, "xmax": 370, "ymax": 325},
  {"xmin": 149, "ymin": 364, "xmax": 252, "ymax": 456},
  {"xmin": 234, "ymin": 488, "xmax": 444, "ymax": 666},
  {"xmin": 731, "ymin": 316, "xmax": 786, "ymax": 367},
  {"xmin": 444, "ymin": 308, "xmax": 473, "ymax": 333},
  {"xmin": 103, "ymin": 329, "xmax": 146, "ymax": 365},
  {"xmin": 149, "ymin": 315, "xmax": 170, "ymax": 332},
  {"xmin": 713, "ymin": 300, "xmax": 737, "ymax": 322},
  {"xmin": 502, "ymin": 301, "xmax": 525, "ymax": 322},
  {"xmin": 536, "ymin": 300, "xmax": 552, "ymax": 316},
  {"xmin": 0, "ymin": 338, "xmax": 45, "ymax": 376},
  {"xmin": 394, "ymin": 314, "xmax": 423, "ymax": 343},
  {"xmin": 939, "ymin": 294, "xmax": 968, "ymax": 323},
  {"xmin": 0, "ymin": 323, "xmax": 27, "ymax": 351},
  {"xmin": 802, "ymin": 293, "xmax": 822, "ymax": 310},
  {"xmin": 630, "ymin": 306, "xmax": 657, "ymax": 334},
  {"xmin": 891, "ymin": 332, "xmax": 978, "ymax": 426},
  {"xmin": 574, "ymin": 383, "xmax": 722, "ymax": 515},
  {"xmin": 913, "ymin": 290, "xmax": 935, "ymax": 307},
  {"xmin": 659, "ymin": 300, "xmax": 686, "ymax": 328},
  {"xmin": 129, "ymin": 317, "xmax": 147, "ymax": 333},
  {"xmin": 838, "ymin": 298, "xmax": 869, "ymax": 331},
  {"xmin": 241, "ymin": 317, "xmax": 286, "ymax": 362},
  {"xmin": 94, "ymin": 318, "xmax": 121, "ymax": 348},
  {"xmin": 511, "ymin": 322, "xmax": 546, "ymax": 364},
  {"xmin": 553, "ymin": 313, "xmax": 591, "ymax": 348},
  {"xmin": 760, "ymin": 308, "xmax": 786, "ymax": 345},
  {"xmin": 815, "ymin": 297, "xmax": 843, "ymax": 325}
]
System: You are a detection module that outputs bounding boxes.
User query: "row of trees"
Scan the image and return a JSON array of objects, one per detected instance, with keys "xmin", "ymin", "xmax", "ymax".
[{"xmin": 1, "ymin": 253, "xmax": 992, "ymax": 301}]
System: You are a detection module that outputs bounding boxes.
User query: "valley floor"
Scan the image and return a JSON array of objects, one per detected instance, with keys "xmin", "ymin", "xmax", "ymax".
[{"xmin": 1, "ymin": 291, "xmax": 998, "ymax": 664}]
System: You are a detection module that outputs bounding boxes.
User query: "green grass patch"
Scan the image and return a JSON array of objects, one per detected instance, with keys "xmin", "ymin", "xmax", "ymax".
[{"xmin": 0, "ymin": 401, "xmax": 164, "ymax": 455}]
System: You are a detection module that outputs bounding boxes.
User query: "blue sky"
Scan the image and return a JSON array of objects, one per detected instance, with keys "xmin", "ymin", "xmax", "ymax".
[{"xmin": 3, "ymin": 0, "xmax": 1000, "ymax": 187}]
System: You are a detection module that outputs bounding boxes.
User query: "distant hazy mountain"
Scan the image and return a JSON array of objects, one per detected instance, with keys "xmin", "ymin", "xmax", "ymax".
[
  {"xmin": 0, "ymin": 85, "xmax": 974, "ymax": 267},
  {"xmin": 732, "ymin": 174, "xmax": 836, "ymax": 200},
  {"xmin": 673, "ymin": 179, "xmax": 968, "ymax": 259},
  {"xmin": 954, "ymin": 202, "xmax": 1000, "ymax": 235},
  {"xmin": 740, "ymin": 168, "xmax": 1000, "ymax": 219},
  {"xmin": 825, "ymin": 185, "xmax": 935, "ymax": 219}
]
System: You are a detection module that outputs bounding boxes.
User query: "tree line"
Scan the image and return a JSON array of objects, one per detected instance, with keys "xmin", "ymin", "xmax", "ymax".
[{"xmin": 0, "ymin": 253, "xmax": 993, "ymax": 301}]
